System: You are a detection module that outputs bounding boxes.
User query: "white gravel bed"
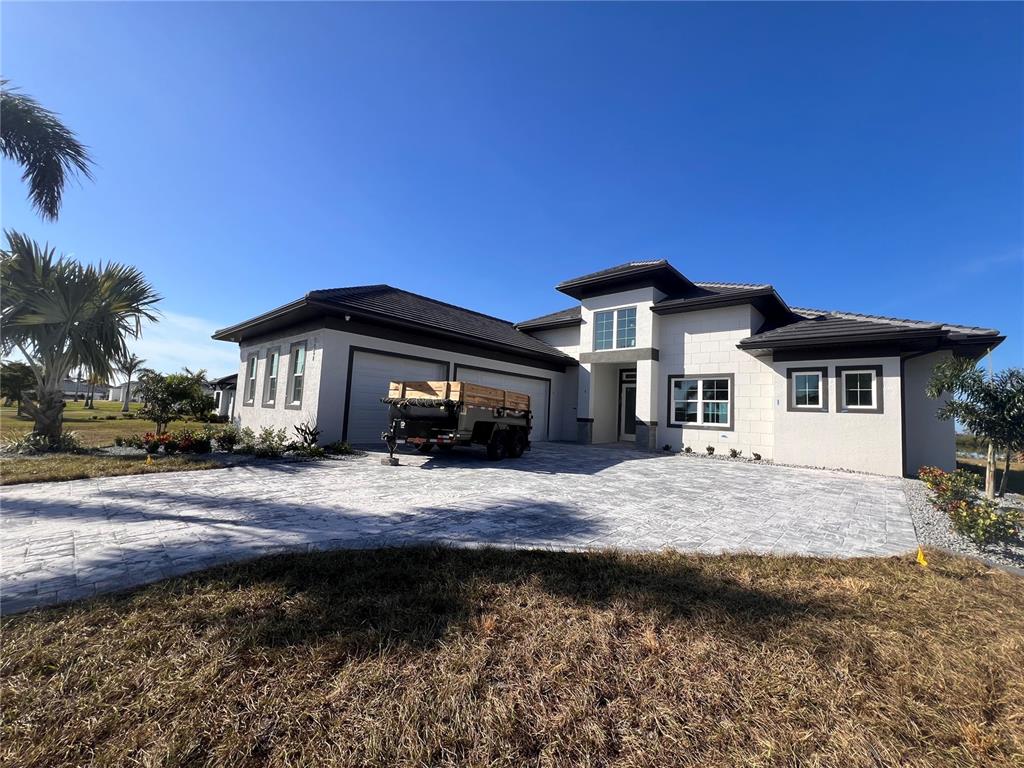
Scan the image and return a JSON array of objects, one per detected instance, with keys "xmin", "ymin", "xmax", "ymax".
[{"xmin": 903, "ymin": 477, "xmax": 1024, "ymax": 569}]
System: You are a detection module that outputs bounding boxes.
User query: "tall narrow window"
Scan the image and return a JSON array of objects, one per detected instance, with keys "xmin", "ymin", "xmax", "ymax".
[
  {"xmin": 288, "ymin": 341, "xmax": 307, "ymax": 407},
  {"xmin": 701, "ymin": 379, "xmax": 730, "ymax": 424},
  {"xmin": 244, "ymin": 354, "xmax": 257, "ymax": 404},
  {"xmin": 262, "ymin": 348, "xmax": 280, "ymax": 406},
  {"xmin": 594, "ymin": 311, "xmax": 614, "ymax": 350},
  {"xmin": 671, "ymin": 379, "xmax": 699, "ymax": 423},
  {"xmin": 616, "ymin": 307, "xmax": 636, "ymax": 348}
]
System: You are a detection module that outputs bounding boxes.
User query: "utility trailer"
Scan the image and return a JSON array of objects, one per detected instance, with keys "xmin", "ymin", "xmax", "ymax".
[{"xmin": 380, "ymin": 380, "xmax": 532, "ymax": 464}]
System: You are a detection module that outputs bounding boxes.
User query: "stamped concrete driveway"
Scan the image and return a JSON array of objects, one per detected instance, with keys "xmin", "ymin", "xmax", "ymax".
[{"xmin": 1, "ymin": 443, "xmax": 917, "ymax": 614}]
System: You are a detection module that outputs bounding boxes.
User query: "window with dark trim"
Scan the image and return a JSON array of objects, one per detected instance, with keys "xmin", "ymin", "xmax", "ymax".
[
  {"xmin": 786, "ymin": 367, "xmax": 828, "ymax": 413},
  {"xmin": 287, "ymin": 341, "xmax": 307, "ymax": 408},
  {"xmin": 836, "ymin": 365, "xmax": 883, "ymax": 414},
  {"xmin": 243, "ymin": 354, "xmax": 257, "ymax": 405},
  {"xmin": 668, "ymin": 375, "xmax": 732, "ymax": 429},
  {"xmin": 262, "ymin": 347, "xmax": 280, "ymax": 407}
]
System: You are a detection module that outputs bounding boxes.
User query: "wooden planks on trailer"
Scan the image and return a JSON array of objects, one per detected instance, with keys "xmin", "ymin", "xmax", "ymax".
[{"xmin": 387, "ymin": 380, "xmax": 530, "ymax": 411}]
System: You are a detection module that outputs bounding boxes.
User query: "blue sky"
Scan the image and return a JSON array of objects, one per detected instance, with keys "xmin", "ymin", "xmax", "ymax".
[{"xmin": 2, "ymin": 1, "xmax": 1021, "ymax": 375}]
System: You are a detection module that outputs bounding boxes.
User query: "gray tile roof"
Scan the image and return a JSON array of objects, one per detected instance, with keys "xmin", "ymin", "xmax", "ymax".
[
  {"xmin": 306, "ymin": 285, "xmax": 575, "ymax": 361},
  {"xmin": 515, "ymin": 305, "xmax": 581, "ymax": 330},
  {"xmin": 790, "ymin": 307, "xmax": 1001, "ymax": 337}
]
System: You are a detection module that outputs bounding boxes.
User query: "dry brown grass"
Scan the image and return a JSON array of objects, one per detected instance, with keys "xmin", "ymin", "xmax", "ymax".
[
  {"xmin": 0, "ymin": 453, "xmax": 224, "ymax": 485},
  {"xmin": 3, "ymin": 547, "xmax": 1023, "ymax": 767},
  {"xmin": 1, "ymin": 400, "xmax": 198, "ymax": 448}
]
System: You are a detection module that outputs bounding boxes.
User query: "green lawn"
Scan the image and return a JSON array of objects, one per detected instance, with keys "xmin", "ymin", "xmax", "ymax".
[
  {"xmin": 0, "ymin": 452, "xmax": 224, "ymax": 485},
  {"xmin": 2, "ymin": 547, "xmax": 1022, "ymax": 767},
  {"xmin": 1, "ymin": 400, "xmax": 199, "ymax": 448}
]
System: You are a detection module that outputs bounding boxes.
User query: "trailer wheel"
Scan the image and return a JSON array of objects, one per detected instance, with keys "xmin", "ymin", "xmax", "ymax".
[
  {"xmin": 486, "ymin": 430, "xmax": 507, "ymax": 461},
  {"xmin": 507, "ymin": 428, "xmax": 527, "ymax": 459}
]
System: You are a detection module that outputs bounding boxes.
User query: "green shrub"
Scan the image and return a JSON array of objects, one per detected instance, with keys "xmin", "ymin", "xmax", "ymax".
[
  {"xmin": 114, "ymin": 436, "xmax": 124, "ymax": 447},
  {"xmin": 706, "ymin": 445, "xmax": 715, "ymax": 455},
  {"xmin": 919, "ymin": 466, "xmax": 1022, "ymax": 546},
  {"xmin": 169, "ymin": 428, "xmax": 212, "ymax": 454},
  {"xmin": 683, "ymin": 446, "xmax": 693, "ymax": 454},
  {"xmin": 324, "ymin": 440, "xmax": 355, "ymax": 456},
  {"xmin": 729, "ymin": 448, "xmax": 742, "ymax": 459},
  {"xmin": 105, "ymin": 415, "xmax": 117, "ymax": 420},
  {"xmin": 253, "ymin": 427, "xmax": 289, "ymax": 458},
  {"xmin": 1, "ymin": 431, "xmax": 84, "ymax": 455},
  {"xmin": 213, "ymin": 426, "xmax": 239, "ymax": 452},
  {"xmin": 752, "ymin": 452, "xmax": 762, "ymax": 461},
  {"xmin": 121, "ymin": 434, "xmax": 146, "ymax": 449}
]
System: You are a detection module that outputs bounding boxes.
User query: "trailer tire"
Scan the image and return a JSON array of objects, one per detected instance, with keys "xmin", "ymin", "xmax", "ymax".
[
  {"xmin": 507, "ymin": 428, "xmax": 527, "ymax": 459},
  {"xmin": 486, "ymin": 430, "xmax": 507, "ymax": 461}
]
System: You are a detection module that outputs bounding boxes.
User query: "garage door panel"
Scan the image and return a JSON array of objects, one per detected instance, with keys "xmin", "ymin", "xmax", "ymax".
[
  {"xmin": 455, "ymin": 367, "xmax": 550, "ymax": 442},
  {"xmin": 346, "ymin": 352, "xmax": 447, "ymax": 444}
]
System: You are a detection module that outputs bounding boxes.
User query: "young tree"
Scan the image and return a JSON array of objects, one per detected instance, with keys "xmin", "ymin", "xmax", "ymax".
[
  {"xmin": 0, "ymin": 80, "xmax": 93, "ymax": 221},
  {"xmin": 116, "ymin": 352, "xmax": 146, "ymax": 413},
  {"xmin": 136, "ymin": 369, "xmax": 215, "ymax": 435},
  {"xmin": 0, "ymin": 232, "xmax": 160, "ymax": 442},
  {"xmin": 0, "ymin": 360, "xmax": 36, "ymax": 416},
  {"xmin": 928, "ymin": 356, "xmax": 1023, "ymax": 499}
]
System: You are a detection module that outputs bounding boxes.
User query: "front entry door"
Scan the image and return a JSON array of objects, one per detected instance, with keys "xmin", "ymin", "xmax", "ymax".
[{"xmin": 619, "ymin": 382, "xmax": 637, "ymax": 442}]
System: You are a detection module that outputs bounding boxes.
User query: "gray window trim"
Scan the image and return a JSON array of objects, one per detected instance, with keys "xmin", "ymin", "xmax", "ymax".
[
  {"xmin": 786, "ymin": 366, "xmax": 829, "ymax": 413},
  {"xmin": 243, "ymin": 353, "xmax": 258, "ymax": 405},
  {"xmin": 665, "ymin": 373, "xmax": 735, "ymax": 432},
  {"xmin": 262, "ymin": 346, "xmax": 281, "ymax": 408},
  {"xmin": 284, "ymin": 340, "xmax": 308, "ymax": 411},
  {"xmin": 836, "ymin": 365, "xmax": 884, "ymax": 414}
]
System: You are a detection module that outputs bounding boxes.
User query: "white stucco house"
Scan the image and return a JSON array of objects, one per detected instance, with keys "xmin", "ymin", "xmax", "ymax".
[{"xmin": 212, "ymin": 261, "xmax": 1003, "ymax": 476}]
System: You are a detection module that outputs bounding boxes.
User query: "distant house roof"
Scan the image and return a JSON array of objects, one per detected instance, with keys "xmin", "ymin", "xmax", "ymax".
[
  {"xmin": 556, "ymin": 260, "xmax": 694, "ymax": 300},
  {"xmin": 514, "ymin": 305, "xmax": 581, "ymax": 331},
  {"xmin": 213, "ymin": 285, "xmax": 575, "ymax": 367},
  {"xmin": 210, "ymin": 373, "xmax": 238, "ymax": 388}
]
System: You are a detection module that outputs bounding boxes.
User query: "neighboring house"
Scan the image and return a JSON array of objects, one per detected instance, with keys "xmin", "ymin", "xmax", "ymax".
[
  {"xmin": 60, "ymin": 377, "xmax": 110, "ymax": 401},
  {"xmin": 106, "ymin": 382, "xmax": 143, "ymax": 404},
  {"xmin": 210, "ymin": 373, "xmax": 237, "ymax": 421},
  {"xmin": 212, "ymin": 260, "xmax": 1003, "ymax": 476}
]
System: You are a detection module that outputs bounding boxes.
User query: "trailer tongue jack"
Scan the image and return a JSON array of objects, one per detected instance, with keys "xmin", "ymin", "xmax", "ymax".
[{"xmin": 381, "ymin": 431, "xmax": 400, "ymax": 465}]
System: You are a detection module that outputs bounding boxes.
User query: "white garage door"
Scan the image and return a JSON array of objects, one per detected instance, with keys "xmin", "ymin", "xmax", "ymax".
[
  {"xmin": 346, "ymin": 351, "xmax": 448, "ymax": 444},
  {"xmin": 455, "ymin": 366, "xmax": 550, "ymax": 442}
]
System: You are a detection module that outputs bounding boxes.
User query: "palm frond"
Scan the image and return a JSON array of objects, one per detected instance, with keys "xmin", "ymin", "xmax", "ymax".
[{"xmin": 0, "ymin": 80, "xmax": 94, "ymax": 221}]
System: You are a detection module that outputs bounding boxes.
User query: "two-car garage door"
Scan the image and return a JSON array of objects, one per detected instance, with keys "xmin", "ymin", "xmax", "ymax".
[{"xmin": 344, "ymin": 350, "xmax": 552, "ymax": 445}]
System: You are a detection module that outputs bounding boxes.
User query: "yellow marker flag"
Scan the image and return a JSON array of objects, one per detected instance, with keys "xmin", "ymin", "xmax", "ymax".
[
  {"xmin": 916, "ymin": 547, "xmax": 928, "ymax": 568},
  {"xmin": 145, "ymin": 455, "xmax": 154, "ymax": 466}
]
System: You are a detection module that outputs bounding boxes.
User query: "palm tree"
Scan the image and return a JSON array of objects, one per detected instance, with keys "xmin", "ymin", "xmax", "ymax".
[
  {"xmin": 116, "ymin": 352, "xmax": 146, "ymax": 412},
  {"xmin": 0, "ymin": 231, "xmax": 160, "ymax": 442},
  {"xmin": 1, "ymin": 80, "xmax": 93, "ymax": 221}
]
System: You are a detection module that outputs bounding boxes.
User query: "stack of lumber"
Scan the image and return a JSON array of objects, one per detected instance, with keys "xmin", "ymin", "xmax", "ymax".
[{"xmin": 387, "ymin": 381, "xmax": 530, "ymax": 411}]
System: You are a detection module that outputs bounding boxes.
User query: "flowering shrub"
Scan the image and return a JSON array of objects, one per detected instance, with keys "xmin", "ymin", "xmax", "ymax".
[
  {"xmin": 170, "ymin": 428, "xmax": 212, "ymax": 454},
  {"xmin": 2, "ymin": 431, "xmax": 83, "ymax": 454},
  {"xmin": 918, "ymin": 466, "xmax": 1022, "ymax": 546}
]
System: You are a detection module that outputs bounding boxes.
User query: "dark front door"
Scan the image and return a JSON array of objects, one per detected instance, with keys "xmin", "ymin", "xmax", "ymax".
[{"xmin": 620, "ymin": 382, "xmax": 637, "ymax": 441}]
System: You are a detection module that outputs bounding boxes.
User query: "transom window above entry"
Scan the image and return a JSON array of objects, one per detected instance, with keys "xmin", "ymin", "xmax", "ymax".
[{"xmin": 593, "ymin": 306, "xmax": 637, "ymax": 350}]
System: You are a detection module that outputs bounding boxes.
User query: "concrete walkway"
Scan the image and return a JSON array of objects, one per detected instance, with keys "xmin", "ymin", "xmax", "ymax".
[{"xmin": 0, "ymin": 443, "xmax": 917, "ymax": 614}]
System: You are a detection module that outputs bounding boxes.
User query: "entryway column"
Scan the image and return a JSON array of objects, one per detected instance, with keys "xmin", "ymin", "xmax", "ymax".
[
  {"xmin": 635, "ymin": 358, "xmax": 659, "ymax": 451},
  {"xmin": 576, "ymin": 363, "xmax": 594, "ymax": 444}
]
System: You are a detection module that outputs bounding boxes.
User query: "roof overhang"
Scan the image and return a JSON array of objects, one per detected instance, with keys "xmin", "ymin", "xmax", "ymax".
[
  {"xmin": 213, "ymin": 295, "xmax": 576, "ymax": 369},
  {"xmin": 738, "ymin": 328, "xmax": 1004, "ymax": 358},
  {"xmin": 653, "ymin": 287, "xmax": 792, "ymax": 321},
  {"xmin": 515, "ymin": 316, "xmax": 583, "ymax": 332},
  {"xmin": 556, "ymin": 262, "xmax": 694, "ymax": 300}
]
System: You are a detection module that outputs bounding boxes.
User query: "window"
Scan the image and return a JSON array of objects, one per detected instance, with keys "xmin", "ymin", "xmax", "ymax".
[
  {"xmin": 616, "ymin": 307, "xmax": 636, "ymax": 348},
  {"xmin": 787, "ymin": 367, "xmax": 828, "ymax": 412},
  {"xmin": 593, "ymin": 306, "xmax": 637, "ymax": 351},
  {"xmin": 214, "ymin": 391, "xmax": 222, "ymax": 409},
  {"xmin": 668, "ymin": 376, "xmax": 732, "ymax": 429},
  {"xmin": 839, "ymin": 368, "xmax": 880, "ymax": 411},
  {"xmin": 287, "ymin": 341, "xmax": 307, "ymax": 408},
  {"xmin": 262, "ymin": 347, "xmax": 280, "ymax": 406},
  {"xmin": 243, "ymin": 354, "xmax": 257, "ymax": 404},
  {"xmin": 594, "ymin": 311, "xmax": 615, "ymax": 350}
]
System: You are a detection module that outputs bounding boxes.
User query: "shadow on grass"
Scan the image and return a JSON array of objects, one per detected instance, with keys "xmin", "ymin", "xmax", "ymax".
[{"xmin": 167, "ymin": 546, "xmax": 838, "ymax": 653}]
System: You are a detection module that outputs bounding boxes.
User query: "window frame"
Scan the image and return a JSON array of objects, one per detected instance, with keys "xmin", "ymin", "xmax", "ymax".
[
  {"xmin": 262, "ymin": 346, "xmax": 281, "ymax": 408},
  {"xmin": 592, "ymin": 305, "xmax": 638, "ymax": 351},
  {"xmin": 665, "ymin": 373, "xmax": 735, "ymax": 431},
  {"xmin": 786, "ymin": 367, "xmax": 828, "ymax": 413},
  {"xmin": 243, "ymin": 353, "xmax": 258, "ymax": 405},
  {"xmin": 836, "ymin": 365, "xmax": 883, "ymax": 414},
  {"xmin": 284, "ymin": 340, "xmax": 308, "ymax": 410}
]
